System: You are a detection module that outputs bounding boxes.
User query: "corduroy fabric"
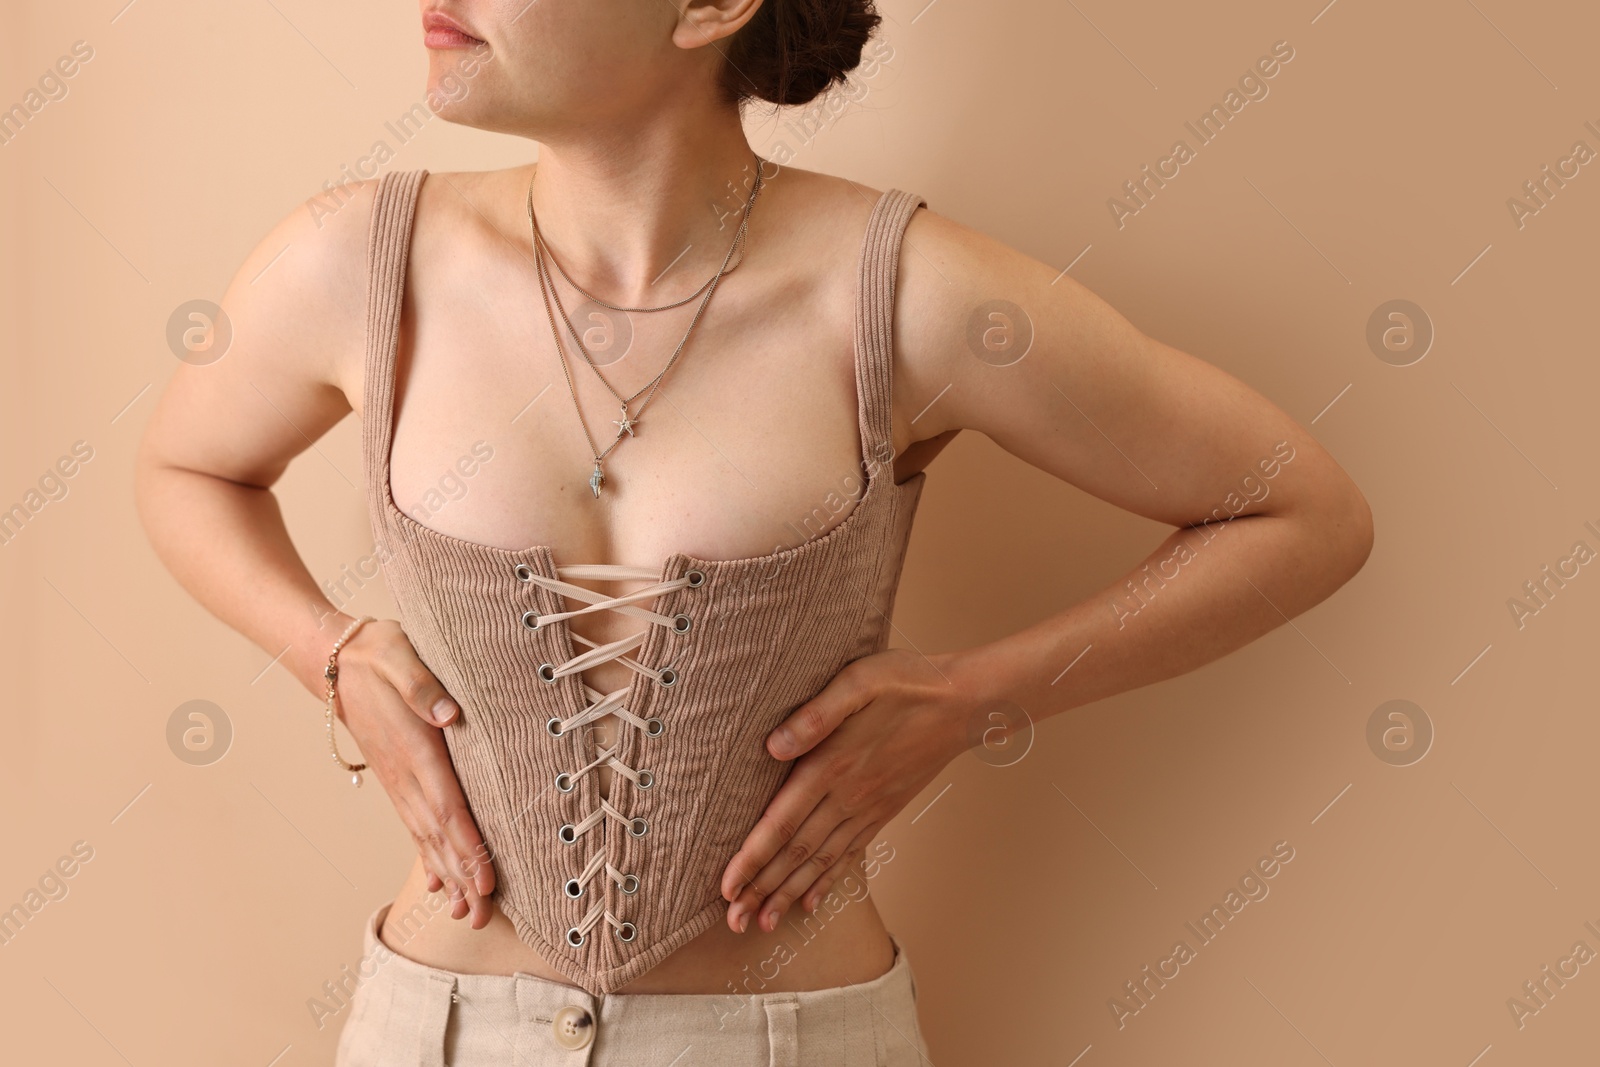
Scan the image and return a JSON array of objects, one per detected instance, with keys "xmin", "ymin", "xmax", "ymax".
[{"xmin": 361, "ymin": 169, "xmax": 929, "ymax": 995}]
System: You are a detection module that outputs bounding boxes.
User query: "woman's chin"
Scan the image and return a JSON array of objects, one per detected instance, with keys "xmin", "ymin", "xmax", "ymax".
[{"xmin": 423, "ymin": 84, "xmax": 482, "ymax": 121}]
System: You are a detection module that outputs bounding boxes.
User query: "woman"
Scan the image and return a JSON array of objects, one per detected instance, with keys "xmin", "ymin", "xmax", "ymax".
[{"xmin": 134, "ymin": 0, "xmax": 1374, "ymax": 1063}]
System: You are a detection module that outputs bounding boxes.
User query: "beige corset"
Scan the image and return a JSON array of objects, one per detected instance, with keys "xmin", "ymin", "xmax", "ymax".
[{"xmin": 362, "ymin": 168, "xmax": 928, "ymax": 995}]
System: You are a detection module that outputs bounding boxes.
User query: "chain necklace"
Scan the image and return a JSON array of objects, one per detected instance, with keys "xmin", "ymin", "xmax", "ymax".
[
  {"xmin": 533, "ymin": 205, "xmax": 751, "ymax": 314},
  {"xmin": 540, "ymin": 163, "xmax": 764, "ymax": 397},
  {"xmin": 527, "ymin": 158, "xmax": 767, "ymax": 497}
]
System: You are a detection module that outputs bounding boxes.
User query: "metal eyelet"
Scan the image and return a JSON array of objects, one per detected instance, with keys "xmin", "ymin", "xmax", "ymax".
[
  {"xmin": 672, "ymin": 613, "xmax": 692, "ymax": 635},
  {"xmin": 657, "ymin": 668, "xmax": 677, "ymax": 687},
  {"xmin": 547, "ymin": 717, "xmax": 565, "ymax": 737},
  {"xmin": 555, "ymin": 772, "xmax": 574, "ymax": 793},
  {"xmin": 565, "ymin": 878, "xmax": 583, "ymax": 898},
  {"xmin": 685, "ymin": 569, "xmax": 705, "ymax": 588},
  {"xmin": 644, "ymin": 717, "xmax": 665, "ymax": 738},
  {"xmin": 620, "ymin": 874, "xmax": 640, "ymax": 894},
  {"xmin": 521, "ymin": 610, "xmax": 541, "ymax": 630},
  {"xmin": 616, "ymin": 921, "xmax": 637, "ymax": 942},
  {"xmin": 567, "ymin": 927, "xmax": 585, "ymax": 948},
  {"xmin": 629, "ymin": 817, "xmax": 648, "ymax": 837},
  {"xmin": 538, "ymin": 663, "xmax": 558, "ymax": 684},
  {"xmin": 514, "ymin": 563, "xmax": 535, "ymax": 582},
  {"xmin": 636, "ymin": 770, "xmax": 654, "ymax": 789},
  {"xmin": 558, "ymin": 823, "xmax": 578, "ymax": 844}
]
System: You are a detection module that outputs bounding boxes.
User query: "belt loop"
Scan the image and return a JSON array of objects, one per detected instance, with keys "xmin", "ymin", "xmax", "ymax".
[
  {"xmin": 763, "ymin": 992, "xmax": 800, "ymax": 1065},
  {"xmin": 415, "ymin": 970, "xmax": 457, "ymax": 1067}
]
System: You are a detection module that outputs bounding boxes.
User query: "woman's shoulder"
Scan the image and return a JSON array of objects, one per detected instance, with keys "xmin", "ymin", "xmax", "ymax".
[
  {"xmin": 205, "ymin": 176, "xmax": 394, "ymax": 411},
  {"xmin": 810, "ymin": 173, "xmax": 1070, "ymax": 445},
  {"xmin": 784, "ymin": 166, "xmax": 996, "ymax": 284},
  {"xmin": 217, "ymin": 166, "xmax": 510, "ymax": 408}
]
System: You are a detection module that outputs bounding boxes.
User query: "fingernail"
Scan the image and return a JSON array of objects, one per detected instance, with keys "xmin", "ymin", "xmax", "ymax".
[
  {"xmin": 765, "ymin": 908, "xmax": 779, "ymax": 928},
  {"xmin": 770, "ymin": 726, "xmax": 792, "ymax": 756},
  {"xmin": 738, "ymin": 909, "xmax": 750, "ymax": 933},
  {"xmin": 432, "ymin": 699, "xmax": 454, "ymax": 723}
]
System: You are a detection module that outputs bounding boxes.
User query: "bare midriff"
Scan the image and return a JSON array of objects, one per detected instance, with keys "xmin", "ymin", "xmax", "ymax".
[{"xmin": 380, "ymin": 857, "xmax": 897, "ymax": 993}]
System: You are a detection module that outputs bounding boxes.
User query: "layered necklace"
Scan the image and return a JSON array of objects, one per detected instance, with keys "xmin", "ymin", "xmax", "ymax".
[{"xmin": 527, "ymin": 157, "xmax": 767, "ymax": 498}]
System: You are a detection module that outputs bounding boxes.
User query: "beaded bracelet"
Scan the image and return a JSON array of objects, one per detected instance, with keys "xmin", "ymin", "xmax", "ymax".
[{"xmin": 324, "ymin": 615, "xmax": 376, "ymax": 787}]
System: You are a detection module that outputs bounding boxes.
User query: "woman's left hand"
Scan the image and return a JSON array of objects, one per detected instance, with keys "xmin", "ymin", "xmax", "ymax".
[{"xmin": 719, "ymin": 647, "xmax": 974, "ymax": 934}]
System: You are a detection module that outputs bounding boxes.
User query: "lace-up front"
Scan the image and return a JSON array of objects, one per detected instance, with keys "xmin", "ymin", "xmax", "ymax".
[
  {"xmin": 514, "ymin": 562, "xmax": 704, "ymax": 949},
  {"xmin": 362, "ymin": 169, "xmax": 929, "ymax": 995}
]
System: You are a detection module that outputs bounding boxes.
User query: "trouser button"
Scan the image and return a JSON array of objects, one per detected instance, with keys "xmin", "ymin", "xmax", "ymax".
[{"xmin": 551, "ymin": 1004, "xmax": 594, "ymax": 1050}]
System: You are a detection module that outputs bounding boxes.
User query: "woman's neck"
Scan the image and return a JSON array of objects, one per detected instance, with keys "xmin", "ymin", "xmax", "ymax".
[{"xmin": 527, "ymin": 107, "xmax": 764, "ymax": 308}]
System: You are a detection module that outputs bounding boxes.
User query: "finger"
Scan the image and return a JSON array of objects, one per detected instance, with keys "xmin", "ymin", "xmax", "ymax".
[
  {"xmin": 376, "ymin": 682, "xmax": 495, "ymax": 914},
  {"xmin": 396, "ymin": 778, "xmax": 492, "ymax": 929},
  {"xmin": 370, "ymin": 688, "xmax": 493, "ymax": 926},
  {"xmin": 375, "ymin": 760, "xmax": 447, "ymax": 886},
  {"xmin": 766, "ymin": 666, "xmax": 869, "ymax": 760},
  {"xmin": 436, "ymin": 847, "xmax": 484, "ymax": 924},
  {"xmin": 394, "ymin": 784, "xmax": 467, "ymax": 898},
  {"xmin": 380, "ymin": 647, "xmax": 462, "ymax": 727},
  {"xmin": 750, "ymin": 818, "xmax": 867, "ymax": 932},
  {"xmin": 434, "ymin": 806, "xmax": 495, "ymax": 900},
  {"xmin": 429, "ymin": 823, "xmax": 493, "ymax": 929},
  {"xmin": 720, "ymin": 764, "xmax": 831, "ymax": 901},
  {"xmin": 397, "ymin": 792, "xmax": 468, "ymax": 920},
  {"xmin": 446, "ymin": 878, "xmax": 468, "ymax": 921},
  {"xmin": 730, "ymin": 799, "xmax": 849, "ymax": 933},
  {"xmin": 799, "ymin": 855, "xmax": 851, "ymax": 915},
  {"xmin": 374, "ymin": 722, "xmax": 485, "ymax": 922},
  {"xmin": 796, "ymin": 844, "xmax": 864, "ymax": 915},
  {"xmin": 411, "ymin": 733, "xmax": 498, "ymax": 900},
  {"xmin": 801, "ymin": 832, "xmax": 877, "ymax": 913},
  {"xmin": 341, "ymin": 645, "xmax": 483, "ymax": 922}
]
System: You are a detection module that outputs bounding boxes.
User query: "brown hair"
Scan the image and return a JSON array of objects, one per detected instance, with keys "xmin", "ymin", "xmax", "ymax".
[{"xmin": 719, "ymin": 0, "xmax": 882, "ymax": 108}]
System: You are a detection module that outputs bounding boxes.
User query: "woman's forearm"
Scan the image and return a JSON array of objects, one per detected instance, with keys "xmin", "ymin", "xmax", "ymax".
[
  {"xmin": 937, "ymin": 493, "xmax": 1373, "ymax": 731},
  {"xmin": 135, "ymin": 461, "xmax": 354, "ymax": 696}
]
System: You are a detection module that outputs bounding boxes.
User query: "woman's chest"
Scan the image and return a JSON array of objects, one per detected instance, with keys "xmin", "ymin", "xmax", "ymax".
[{"xmin": 378, "ymin": 260, "xmax": 889, "ymax": 573}]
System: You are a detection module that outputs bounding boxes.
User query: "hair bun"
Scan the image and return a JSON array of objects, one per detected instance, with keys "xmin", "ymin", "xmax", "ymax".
[{"xmin": 722, "ymin": 0, "xmax": 883, "ymax": 108}]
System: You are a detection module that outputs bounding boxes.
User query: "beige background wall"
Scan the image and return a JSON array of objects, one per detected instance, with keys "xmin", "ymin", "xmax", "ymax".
[{"xmin": 4, "ymin": 1, "xmax": 1599, "ymax": 1063}]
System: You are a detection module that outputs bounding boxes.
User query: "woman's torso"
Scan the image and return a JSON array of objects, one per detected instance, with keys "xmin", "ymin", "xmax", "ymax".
[{"xmin": 342, "ymin": 163, "xmax": 945, "ymax": 994}]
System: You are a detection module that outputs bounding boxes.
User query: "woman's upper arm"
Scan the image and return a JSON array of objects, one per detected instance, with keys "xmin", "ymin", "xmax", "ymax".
[
  {"xmin": 137, "ymin": 180, "xmax": 380, "ymax": 488},
  {"xmin": 894, "ymin": 208, "xmax": 1372, "ymax": 552}
]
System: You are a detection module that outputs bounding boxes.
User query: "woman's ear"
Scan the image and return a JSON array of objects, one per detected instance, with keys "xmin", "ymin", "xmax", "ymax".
[{"xmin": 672, "ymin": 0, "xmax": 765, "ymax": 51}]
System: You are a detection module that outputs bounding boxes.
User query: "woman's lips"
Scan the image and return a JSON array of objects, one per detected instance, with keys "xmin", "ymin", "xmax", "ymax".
[{"xmin": 422, "ymin": 12, "xmax": 485, "ymax": 50}]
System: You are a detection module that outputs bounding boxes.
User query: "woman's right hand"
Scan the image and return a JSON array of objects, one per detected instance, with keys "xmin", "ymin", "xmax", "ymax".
[{"xmin": 329, "ymin": 617, "xmax": 497, "ymax": 928}]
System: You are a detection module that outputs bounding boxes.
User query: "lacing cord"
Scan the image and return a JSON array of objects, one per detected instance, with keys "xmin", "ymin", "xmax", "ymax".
[
  {"xmin": 565, "ymin": 845, "xmax": 641, "ymax": 901},
  {"xmin": 572, "ymin": 897, "xmax": 636, "ymax": 946},
  {"xmin": 513, "ymin": 562, "xmax": 705, "ymax": 950}
]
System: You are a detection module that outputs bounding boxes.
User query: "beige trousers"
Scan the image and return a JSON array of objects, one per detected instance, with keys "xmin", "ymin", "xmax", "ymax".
[{"xmin": 333, "ymin": 902, "xmax": 931, "ymax": 1066}]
